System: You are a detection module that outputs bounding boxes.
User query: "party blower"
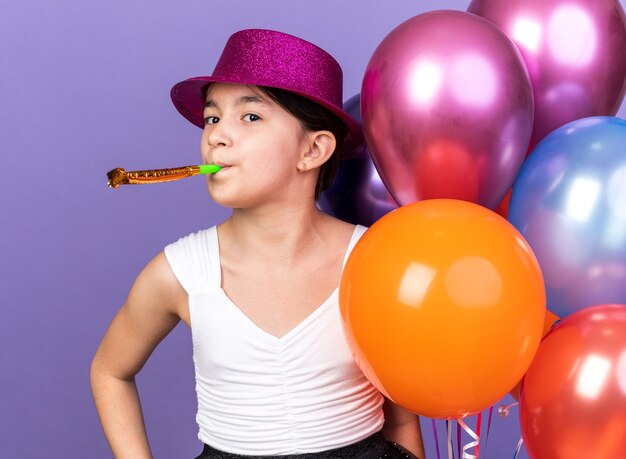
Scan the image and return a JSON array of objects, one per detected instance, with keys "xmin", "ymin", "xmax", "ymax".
[{"xmin": 106, "ymin": 164, "xmax": 223, "ymax": 189}]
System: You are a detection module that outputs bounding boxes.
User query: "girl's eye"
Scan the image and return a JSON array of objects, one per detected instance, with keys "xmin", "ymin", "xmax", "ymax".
[
  {"xmin": 204, "ymin": 116, "xmax": 219, "ymax": 125},
  {"xmin": 243, "ymin": 113, "xmax": 260, "ymax": 122}
]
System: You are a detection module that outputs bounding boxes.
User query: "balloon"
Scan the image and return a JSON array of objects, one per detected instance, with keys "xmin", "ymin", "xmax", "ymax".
[
  {"xmin": 520, "ymin": 304, "xmax": 626, "ymax": 459},
  {"xmin": 339, "ymin": 199, "xmax": 546, "ymax": 419},
  {"xmin": 361, "ymin": 10, "xmax": 534, "ymax": 209},
  {"xmin": 510, "ymin": 309, "xmax": 560, "ymax": 400},
  {"xmin": 495, "ymin": 188, "xmax": 512, "ymax": 219},
  {"xmin": 509, "ymin": 116, "xmax": 626, "ymax": 318},
  {"xmin": 318, "ymin": 94, "xmax": 398, "ymax": 226},
  {"xmin": 468, "ymin": 0, "xmax": 626, "ymax": 149}
]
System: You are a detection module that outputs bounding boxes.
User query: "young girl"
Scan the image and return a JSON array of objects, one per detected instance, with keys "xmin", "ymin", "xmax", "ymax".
[{"xmin": 90, "ymin": 29, "xmax": 425, "ymax": 459}]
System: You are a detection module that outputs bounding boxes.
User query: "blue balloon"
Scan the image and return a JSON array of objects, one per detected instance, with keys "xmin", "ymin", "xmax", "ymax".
[{"xmin": 509, "ymin": 116, "xmax": 626, "ymax": 317}]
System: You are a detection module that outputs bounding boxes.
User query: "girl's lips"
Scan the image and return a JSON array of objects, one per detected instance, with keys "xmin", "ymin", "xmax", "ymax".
[
  {"xmin": 212, "ymin": 164, "xmax": 233, "ymax": 175},
  {"xmin": 205, "ymin": 163, "xmax": 233, "ymax": 174}
]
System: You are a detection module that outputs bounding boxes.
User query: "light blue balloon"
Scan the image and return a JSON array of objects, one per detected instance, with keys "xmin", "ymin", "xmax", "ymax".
[{"xmin": 509, "ymin": 116, "xmax": 626, "ymax": 318}]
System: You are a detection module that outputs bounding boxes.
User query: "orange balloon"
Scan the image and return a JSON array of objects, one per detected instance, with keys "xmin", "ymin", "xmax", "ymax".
[
  {"xmin": 510, "ymin": 309, "xmax": 560, "ymax": 400},
  {"xmin": 339, "ymin": 199, "xmax": 546, "ymax": 419}
]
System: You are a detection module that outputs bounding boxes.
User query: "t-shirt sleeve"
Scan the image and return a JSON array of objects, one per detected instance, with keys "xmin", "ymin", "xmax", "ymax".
[{"xmin": 163, "ymin": 229, "xmax": 212, "ymax": 294}]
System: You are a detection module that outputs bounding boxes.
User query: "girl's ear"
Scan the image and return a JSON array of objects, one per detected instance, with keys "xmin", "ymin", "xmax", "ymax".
[{"xmin": 300, "ymin": 130, "xmax": 336, "ymax": 169}]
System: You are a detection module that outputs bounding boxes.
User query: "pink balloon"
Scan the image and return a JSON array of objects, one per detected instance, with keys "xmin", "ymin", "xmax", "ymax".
[
  {"xmin": 520, "ymin": 304, "xmax": 626, "ymax": 459},
  {"xmin": 468, "ymin": 0, "xmax": 626, "ymax": 148},
  {"xmin": 361, "ymin": 10, "xmax": 534, "ymax": 209}
]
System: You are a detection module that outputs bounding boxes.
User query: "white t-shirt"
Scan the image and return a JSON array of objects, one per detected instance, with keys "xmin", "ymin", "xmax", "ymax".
[{"xmin": 163, "ymin": 224, "xmax": 385, "ymax": 455}]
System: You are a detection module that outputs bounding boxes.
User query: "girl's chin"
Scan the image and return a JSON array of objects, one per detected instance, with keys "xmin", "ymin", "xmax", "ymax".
[
  {"xmin": 207, "ymin": 188, "xmax": 248, "ymax": 208},
  {"xmin": 210, "ymin": 193, "xmax": 273, "ymax": 210}
]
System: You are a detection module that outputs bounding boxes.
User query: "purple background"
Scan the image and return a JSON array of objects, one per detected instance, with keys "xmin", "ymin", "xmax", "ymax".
[{"xmin": 2, "ymin": 1, "xmax": 625, "ymax": 457}]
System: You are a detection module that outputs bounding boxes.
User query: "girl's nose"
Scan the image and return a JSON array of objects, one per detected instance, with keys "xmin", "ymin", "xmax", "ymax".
[{"xmin": 206, "ymin": 120, "xmax": 233, "ymax": 149}]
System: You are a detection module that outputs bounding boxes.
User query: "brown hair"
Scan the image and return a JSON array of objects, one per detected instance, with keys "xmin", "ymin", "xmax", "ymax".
[{"xmin": 259, "ymin": 87, "xmax": 347, "ymax": 200}]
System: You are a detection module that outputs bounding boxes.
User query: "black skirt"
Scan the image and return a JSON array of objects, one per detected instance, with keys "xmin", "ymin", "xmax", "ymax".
[{"xmin": 194, "ymin": 431, "xmax": 417, "ymax": 459}]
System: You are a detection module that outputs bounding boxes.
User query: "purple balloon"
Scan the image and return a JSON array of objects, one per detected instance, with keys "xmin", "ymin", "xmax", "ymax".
[
  {"xmin": 468, "ymin": 0, "xmax": 626, "ymax": 148},
  {"xmin": 361, "ymin": 10, "xmax": 534, "ymax": 209},
  {"xmin": 318, "ymin": 94, "xmax": 398, "ymax": 226}
]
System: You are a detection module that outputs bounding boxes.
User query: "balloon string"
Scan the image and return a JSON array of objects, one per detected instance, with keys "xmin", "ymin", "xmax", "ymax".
[
  {"xmin": 447, "ymin": 420, "xmax": 453, "ymax": 459},
  {"xmin": 458, "ymin": 418, "xmax": 480, "ymax": 459},
  {"xmin": 498, "ymin": 401, "xmax": 519, "ymax": 418},
  {"xmin": 432, "ymin": 419, "xmax": 441, "ymax": 459},
  {"xmin": 475, "ymin": 412, "xmax": 482, "ymax": 458},
  {"xmin": 457, "ymin": 421, "xmax": 462, "ymax": 459},
  {"xmin": 512, "ymin": 436, "xmax": 524, "ymax": 459}
]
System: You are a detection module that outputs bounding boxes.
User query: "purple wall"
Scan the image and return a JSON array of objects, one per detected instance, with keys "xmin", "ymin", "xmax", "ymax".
[{"xmin": 2, "ymin": 1, "xmax": 625, "ymax": 457}]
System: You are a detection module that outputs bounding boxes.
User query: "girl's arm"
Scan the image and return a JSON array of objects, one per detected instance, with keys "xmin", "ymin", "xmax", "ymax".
[
  {"xmin": 381, "ymin": 397, "xmax": 426, "ymax": 458},
  {"xmin": 90, "ymin": 252, "xmax": 186, "ymax": 459}
]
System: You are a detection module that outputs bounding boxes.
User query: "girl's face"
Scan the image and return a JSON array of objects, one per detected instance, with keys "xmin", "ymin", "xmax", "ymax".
[{"xmin": 201, "ymin": 83, "xmax": 309, "ymax": 209}]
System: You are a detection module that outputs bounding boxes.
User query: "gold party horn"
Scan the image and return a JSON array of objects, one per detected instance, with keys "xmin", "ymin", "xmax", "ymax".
[{"xmin": 106, "ymin": 164, "xmax": 222, "ymax": 189}]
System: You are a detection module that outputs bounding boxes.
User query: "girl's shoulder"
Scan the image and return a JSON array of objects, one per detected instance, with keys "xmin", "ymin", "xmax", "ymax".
[
  {"xmin": 322, "ymin": 214, "xmax": 368, "ymax": 235},
  {"xmin": 330, "ymin": 220, "xmax": 368, "ymax": 245},
  {"xmin": 162, "ymin": 225, "xmax": 216, "ymax": 294}
]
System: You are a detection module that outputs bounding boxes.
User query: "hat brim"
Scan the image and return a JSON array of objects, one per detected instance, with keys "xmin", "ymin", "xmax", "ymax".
[{"xmin": 170, "ymin": 76, "xmax": 364, "ymax": 154}]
